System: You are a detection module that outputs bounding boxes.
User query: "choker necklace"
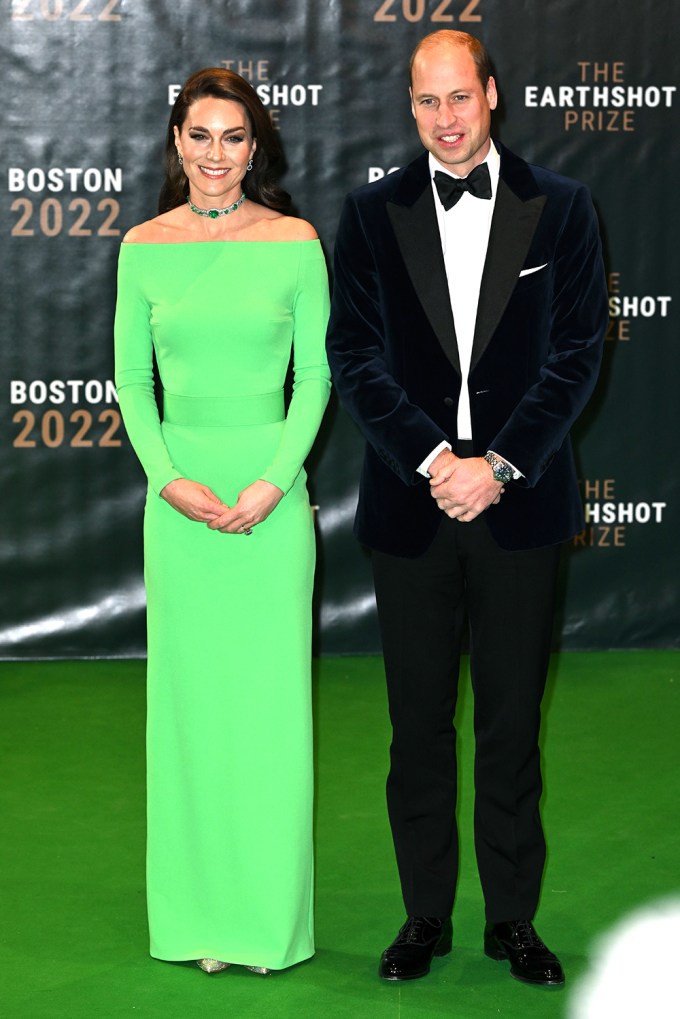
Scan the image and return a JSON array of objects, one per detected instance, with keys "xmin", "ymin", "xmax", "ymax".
[{"xmin": 186, "ymin": 193, "xmax": 246, "ymax": 219}]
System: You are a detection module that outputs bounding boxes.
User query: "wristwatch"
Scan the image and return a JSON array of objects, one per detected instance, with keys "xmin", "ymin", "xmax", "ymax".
[{"xmin": 484, "ymin": 451, "xmax": 514, "ymax": 484}]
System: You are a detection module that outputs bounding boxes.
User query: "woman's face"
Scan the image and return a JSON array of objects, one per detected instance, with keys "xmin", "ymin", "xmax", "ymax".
[{"xmin": 174, "ymin": 96, "xmax": 256, "ymax": 208}]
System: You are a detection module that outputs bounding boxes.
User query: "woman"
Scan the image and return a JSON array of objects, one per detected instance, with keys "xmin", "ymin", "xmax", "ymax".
[{"xmin": 114, "ymin": 68, "xmax": 331, "ymax": 975}]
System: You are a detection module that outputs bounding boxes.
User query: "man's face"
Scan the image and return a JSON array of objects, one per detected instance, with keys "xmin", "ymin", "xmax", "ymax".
[{"xmin": 410, "ymin": 41, "xmax": 497, "ymax": 177}]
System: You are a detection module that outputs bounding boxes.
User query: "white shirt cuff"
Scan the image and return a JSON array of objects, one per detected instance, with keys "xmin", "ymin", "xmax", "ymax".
[{"xmin": 417, "ymin": 440, "xmax": 452, "ymax": 477}]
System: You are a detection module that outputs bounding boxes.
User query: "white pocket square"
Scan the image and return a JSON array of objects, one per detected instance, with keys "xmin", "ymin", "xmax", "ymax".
[{"xmin": 519, "ymin": 263, "xmax": 548, "ymax": 277}]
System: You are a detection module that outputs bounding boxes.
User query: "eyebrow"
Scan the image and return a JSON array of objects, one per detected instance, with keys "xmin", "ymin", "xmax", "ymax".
[
  {"xmin": 413, "ymin": 88, "xmax": 471, "ymax": 103},
  {"xmin": 187, "ymin": 124, "xmax": 247, "ymax": 134}
]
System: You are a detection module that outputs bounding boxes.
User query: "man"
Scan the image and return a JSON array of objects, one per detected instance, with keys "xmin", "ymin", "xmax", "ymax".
[{"xmin": 326, "ymin": 31, "xmax": 607, "ymax": 987}]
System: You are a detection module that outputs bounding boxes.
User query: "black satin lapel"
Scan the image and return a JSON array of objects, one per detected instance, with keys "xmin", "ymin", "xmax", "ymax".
[
  {"xmin": 387, "ymin": 189, "xmax": 460, "ymax": 374},
  {"xmin": 471, "ymin": 180, "xmax": 546, "ymax": 368}
]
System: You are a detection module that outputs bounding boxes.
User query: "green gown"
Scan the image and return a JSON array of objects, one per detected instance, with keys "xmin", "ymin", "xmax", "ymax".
[{"xmin": 114, "ymin": 239, "xmax": 331, "ymax": 969}]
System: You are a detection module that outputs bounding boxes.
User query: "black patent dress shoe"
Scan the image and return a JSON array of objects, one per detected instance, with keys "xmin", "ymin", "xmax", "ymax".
[
  {"xmin": 484, "ymin": 920, "xmax": 565, "ymax": 986},
  {"xmin": 379, "ymin": 915, "xmax": 452, "ymax": 980}
]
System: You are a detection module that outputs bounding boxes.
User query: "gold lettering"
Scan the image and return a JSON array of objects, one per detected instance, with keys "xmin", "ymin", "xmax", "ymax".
[
  {"xmin": 11, "ymin": 0, "xmax": 34, "ymax": 18},
  {"xmin": 373, "ymin": 0, "xmax": 481, "ymax": 23},
  {"xmin": 12, "ymin": 409, "xmax": 122, "ymax": 449},
  {"xmin": 98, "ymin": 0, "xmax": 121, "ymax": 21},
  {"xmin": 374, "ymin": 0, "xmax": 397, "ymax": 20},
  {"xmin": 11, "ymin": 0, "xmax": 121, "ymax": 19},
  {"xmin": 97, "ymin": 198, "xmax": 121, "ymax": 236},
  {"xmin": 403, "ymin": 0, "xmax": 426, "ymax": 21},
  {"xmin": 71, "ymin": 410, "xmax": 94, "ymax": 447},
  {"xmin": 572, "ymin": 524, "xmax": 626, "ymax": 548},
  {"xmin": 221, "ymin": 59, "xmax": 268, "ymax": 80},
  {"xmin": 581, "ymin": 479, "xmax": 616, "ymax": 499},
  {"xmin": 606, "ymin": 318, "xmax": 631, "ymax": 341},
  {"xmin": 577, "ymin": 61, "xmax": 625, "ymax": 83},
  {"xmin": 99, "ymin": 409, "xmax": 122, "ymax": 447},
  {"xmin": 12, "ymin": 410, "xmax": 37, "ymax": 447},
  {"xmin": 71, "ymin": 0, "xmax": 93, "ymax": 20},
  {"xmin": 10, "ymin": 197, "xmax": 121, "ymax": 238},
  {"xmin": 432, "ymin": 0, "xmax": 454, "ymax": 21},
  {"xmin": 564, "ymin": 109, "xmax": 636, "ymax": 131},
  {"xmin": 68, "ymin": 198, "xmax": 93, "ymax": 236},
  {"xmin": 10, "ymin": 198, "xmax": 34, "ymax": 236},
  {"xmin": 460, "ymin": 0, "xmax": 481, "ymax": 21}
]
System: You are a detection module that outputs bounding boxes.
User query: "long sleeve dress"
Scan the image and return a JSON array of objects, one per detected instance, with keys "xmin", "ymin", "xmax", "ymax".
[{"xmin": 114, "ymin": 239, "xmax": 331, "ymax": 970}]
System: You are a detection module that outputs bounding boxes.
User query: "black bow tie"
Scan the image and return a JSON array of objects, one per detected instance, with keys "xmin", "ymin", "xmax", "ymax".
[{"xmin": 433, "ymin": 163, "xmax": 492, "ymax": 210}]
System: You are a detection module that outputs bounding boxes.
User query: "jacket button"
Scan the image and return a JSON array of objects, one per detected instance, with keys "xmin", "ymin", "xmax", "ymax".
[{"xmin": 443, "ymin": 396, "xmax": 455, "ymax": 407}]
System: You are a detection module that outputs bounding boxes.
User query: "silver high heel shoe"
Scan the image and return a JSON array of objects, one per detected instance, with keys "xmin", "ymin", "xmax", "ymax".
[
  {"xmin": 196, "ymin": 958, "xmax": 230, "ymax": 973},
  {"xmin": 246, "ymin": 966, "xmax": 273, "ymax": 975}
]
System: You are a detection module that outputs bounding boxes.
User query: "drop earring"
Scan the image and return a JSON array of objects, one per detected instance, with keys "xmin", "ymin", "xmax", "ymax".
[
  {"xmin": 247, "ymin": 158, "xmax": 253, "ymax": 171},
  {"xmin": 177, "ymin": 153, "xmax": 184, "ymax": 167}
]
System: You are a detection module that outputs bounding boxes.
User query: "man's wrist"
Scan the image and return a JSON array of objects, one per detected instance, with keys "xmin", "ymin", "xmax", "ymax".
[
  {"xmin": 484, "ymin": 451, "xmax": 514, "ymax": 484},
  {"xmin": 417, "ymin": 440, "xmax": 453, "ymax": 477}
]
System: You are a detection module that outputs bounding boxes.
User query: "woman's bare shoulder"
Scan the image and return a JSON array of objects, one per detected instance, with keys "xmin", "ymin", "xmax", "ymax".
[
  {"xmin": 123, "ymin": 209, "xmax": 187, "ymax": 244},
  {"xmin": 260, "ymin": 213, "xmax": 319, "ymax": 242}
]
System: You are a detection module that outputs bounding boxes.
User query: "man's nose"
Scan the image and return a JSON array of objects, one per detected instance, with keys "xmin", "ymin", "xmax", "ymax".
[{"xmin": 436, "ymin": 102, "xmax": 457, "ymax": 126}]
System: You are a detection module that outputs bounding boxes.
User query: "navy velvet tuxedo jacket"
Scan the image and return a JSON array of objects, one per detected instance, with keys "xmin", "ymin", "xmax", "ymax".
[{"xmin": 326, "ymin": 144, "xmax": 608, "ymax": 556}]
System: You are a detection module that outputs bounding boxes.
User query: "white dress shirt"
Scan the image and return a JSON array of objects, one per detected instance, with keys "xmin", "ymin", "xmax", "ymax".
[
  {"xmin": 416, "ymin": 142, "xmax": 520, "ymax": 480},
  {"xmin": 434, "ymin": 143, "xmax": 499, "ymax": 439}
]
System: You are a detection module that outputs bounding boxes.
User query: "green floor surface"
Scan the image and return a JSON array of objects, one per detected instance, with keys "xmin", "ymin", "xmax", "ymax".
[{"xmin": 1, "ymin": 652, "xmax": 678, "ymax": 1018}]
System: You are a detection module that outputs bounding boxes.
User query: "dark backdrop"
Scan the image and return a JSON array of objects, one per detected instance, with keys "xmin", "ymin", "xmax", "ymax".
[{"xmin": 2, "ymin": 0, "xmax": 677, "ymax": 657}]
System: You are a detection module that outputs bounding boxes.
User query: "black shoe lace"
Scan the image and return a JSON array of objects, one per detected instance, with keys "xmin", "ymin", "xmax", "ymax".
[
  {"xmin": 513, "ymin": 921, "xmax": 545, "ymax": 949},
  {"xmin": 397, "ymin": 917, "xmax": 438, "ymax": 944}
]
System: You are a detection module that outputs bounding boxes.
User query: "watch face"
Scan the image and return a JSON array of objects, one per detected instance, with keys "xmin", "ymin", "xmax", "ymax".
[{"xmin": 485, "ymin": 452, "xmax": 512, "ymax": 483}]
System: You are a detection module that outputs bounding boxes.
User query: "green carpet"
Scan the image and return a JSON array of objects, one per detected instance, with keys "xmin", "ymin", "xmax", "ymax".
[{"xmin": 1, "ymin": 652, "xmax": 678, "ymax": 1018}]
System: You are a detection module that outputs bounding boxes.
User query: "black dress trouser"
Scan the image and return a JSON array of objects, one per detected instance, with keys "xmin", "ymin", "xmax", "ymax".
[{"xmin": 371, "ymin": 508, "xmax": 561, "ymax": 923}]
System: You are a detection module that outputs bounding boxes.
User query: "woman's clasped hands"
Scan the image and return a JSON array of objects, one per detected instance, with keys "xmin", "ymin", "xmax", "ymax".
[{"xmin": 160, "ymin": 478, "xmax": 284, "ymax": 535}]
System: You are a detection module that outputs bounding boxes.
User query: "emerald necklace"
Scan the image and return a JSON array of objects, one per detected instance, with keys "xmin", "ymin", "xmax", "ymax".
[{"xmin": 186, "ymin": 193, "xmax": 246, "ymax": 219}]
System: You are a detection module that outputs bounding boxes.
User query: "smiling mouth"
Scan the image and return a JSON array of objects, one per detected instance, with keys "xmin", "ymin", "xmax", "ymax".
[
  {"xmin": 199, "ymin": 166, "xmax": 230, "ymax": 178},
  {"xmin": 439, "ymin": 134, "xmax": 462, "ymax": 143}
]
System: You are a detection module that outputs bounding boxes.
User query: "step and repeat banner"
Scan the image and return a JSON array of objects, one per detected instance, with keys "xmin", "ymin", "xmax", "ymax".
[{"xmin": 1, "ymin": 0, "xmax": 678, "ymax": 657}]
